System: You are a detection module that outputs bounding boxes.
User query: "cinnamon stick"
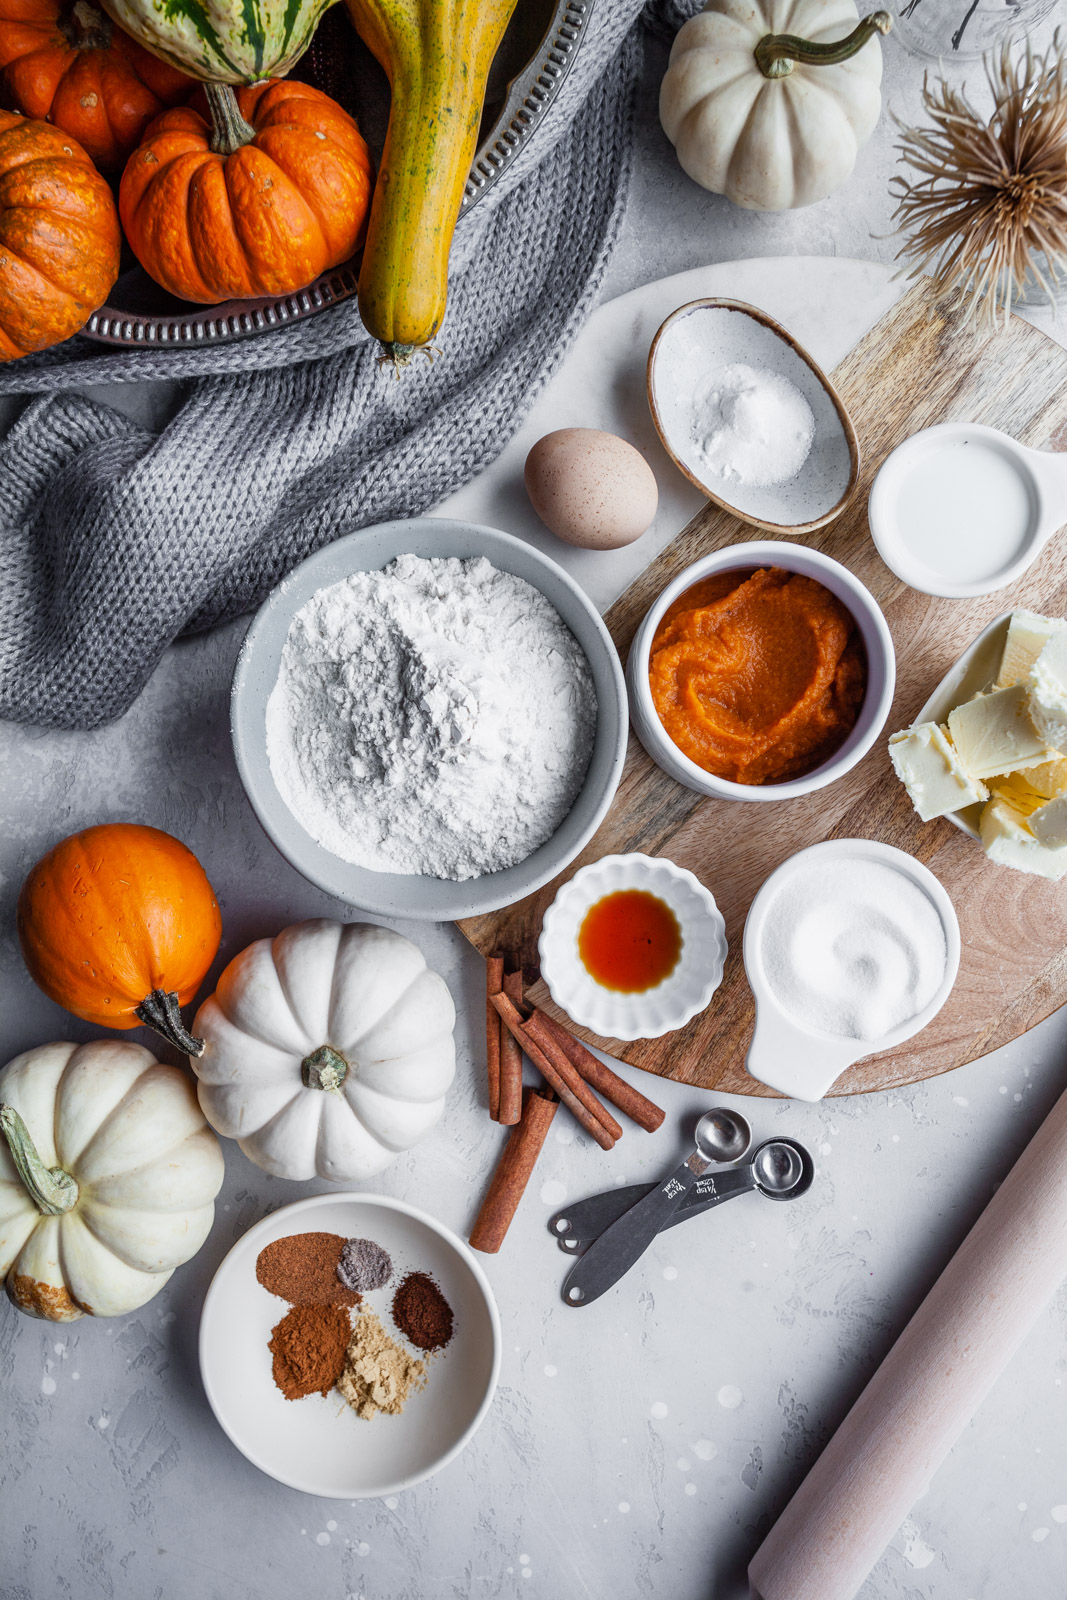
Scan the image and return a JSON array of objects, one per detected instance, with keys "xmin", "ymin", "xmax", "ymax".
[
  {"xmin": 533, "ymin": 1009, "xmax": 666, "ymax": 1133},
  {"xmin": 490, "ymin": 992, "xmax": 617, "ymax": 1152},
  {"xmin": 469, "ymin": 1087, "xmax": 558, "ymax": 1254},
  {"xmin": 497, "ymin": 967, "xmax": 524, "ymax": 1127},
  {"xmin": 486, "ymin": 956, "xmax": 504, "ymax": 1121},
  {"xmin": 521, "ymin": 1010, "xmax": 624, "ymax": 1143}
]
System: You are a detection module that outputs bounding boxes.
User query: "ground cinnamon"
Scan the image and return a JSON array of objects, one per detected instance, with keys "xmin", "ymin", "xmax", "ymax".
[
  {"xmin": 256, "ymin": 1232, "xmax": 359, "ymax": 1307},
  {"xmin": 469, "ymin": 1085, "xmax": 559, "ymax": 1254},
  {"xmin": 392, "ymin": 1272, "xmax": 455, "ymax": 1352},
  {"xmin": 269, "ymin": 1303, "xmax": 350, "ymax": 1399}
]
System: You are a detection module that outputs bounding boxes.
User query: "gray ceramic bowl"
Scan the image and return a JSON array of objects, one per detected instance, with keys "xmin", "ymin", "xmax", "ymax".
[{"xmin": 231, "ymin": 517, "xmax": 627, "ymax": 921}]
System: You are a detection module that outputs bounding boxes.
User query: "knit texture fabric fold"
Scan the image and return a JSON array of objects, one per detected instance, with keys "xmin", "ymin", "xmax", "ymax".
[{"xmin": 0, "ymin": 1, "xmax": 689, "ymax": 730}]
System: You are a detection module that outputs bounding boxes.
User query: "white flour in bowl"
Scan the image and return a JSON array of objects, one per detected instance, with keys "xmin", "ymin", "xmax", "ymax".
[{"xmin": 265, "ymin": 554, "xmax": 597, "ymax": 881}]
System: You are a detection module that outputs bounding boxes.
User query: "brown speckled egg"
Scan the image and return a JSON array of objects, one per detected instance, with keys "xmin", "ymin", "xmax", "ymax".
[{"xmin": 524, "ymin": 428, "xmax": 659, "ymax": 549}]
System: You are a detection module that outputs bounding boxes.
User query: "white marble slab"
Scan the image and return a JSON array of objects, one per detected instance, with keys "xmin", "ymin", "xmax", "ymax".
[{"xmin": 436, "ymin": 257, "xmax": 903, "ymax": 612}]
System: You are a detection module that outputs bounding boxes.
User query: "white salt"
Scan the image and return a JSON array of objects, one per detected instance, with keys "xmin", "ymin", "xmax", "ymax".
[
  {"xmin": 760, "ymin": 860, "xmax": 948, "ymax": 1041},
  {"xmin": 690, "ymin": 362, "xmax": 815, "ymax": 487}
]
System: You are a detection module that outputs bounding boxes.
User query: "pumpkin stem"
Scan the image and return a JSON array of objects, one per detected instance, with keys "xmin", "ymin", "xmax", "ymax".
[
  {"xmin": 204, "ymin": 83, "xmax": 257, "ymax": 156},
  {"xmin": 0, "ymin": 1106, "xmax": 79, "ymax": 1216},
  {"xmin": 301, "ymin": 1046, "xmax": 349, "ymax": 1092},
  {"xmin": 136, "ymin": 988, "xmax": 206, "ymax": 1058},
  {"xmin": 754, "ymin": 9, "xmax": 891, "ymax": 78},
  {"xmin": 65, "ymin": 0, "xmax": 112, "ymax": 50}
]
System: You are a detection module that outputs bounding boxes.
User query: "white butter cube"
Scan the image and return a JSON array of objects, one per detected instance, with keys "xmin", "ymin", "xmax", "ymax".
[
  {"xmin": 1031, "ymin": 796, "xmax": 1067, "ymax": 849},
  {"xmin": 888, "ymin": 722, "xmax": 988, "ymax": 820},
  {"xmin": 947, "ymin": 686, "xmax": 1052, "ymax": 779},
  {"xmin": 1028, "ymin": 628, "xmax": 1067, "ymax": 751},
  {"xmin": 995, "ymin": 609, "xmax": 1063, "ymax": 687},
  {"xmin": 1019, "ymin": 757, "xmax": 1067, "ymax": 799},
  {"xmin": 980, "ymin": 795, "xmax": 1067, "ymax": 880},
  {"xmin": 989, "ymin": 771, "xmax": 1045, "ymax": 816}
]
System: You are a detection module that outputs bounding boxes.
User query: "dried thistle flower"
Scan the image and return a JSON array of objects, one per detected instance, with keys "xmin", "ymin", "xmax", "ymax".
[{"xmin": 891, "ymin": 34, "xmax": 1067, "ymax": 329}]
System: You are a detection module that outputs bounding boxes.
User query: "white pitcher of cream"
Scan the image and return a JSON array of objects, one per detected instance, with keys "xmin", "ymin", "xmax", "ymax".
[{"xmin": 868, "ymin": 422, "xmax": 1067, "ymax": 599}]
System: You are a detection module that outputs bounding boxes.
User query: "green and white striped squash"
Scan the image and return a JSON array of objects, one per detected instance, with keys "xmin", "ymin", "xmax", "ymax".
[{"xmin": 98, "ymin": 0, "xmax": 336, "ymax": 84}]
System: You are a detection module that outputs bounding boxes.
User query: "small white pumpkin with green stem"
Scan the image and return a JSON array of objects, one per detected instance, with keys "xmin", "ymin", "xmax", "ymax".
[
  {"xmin": 660, "ymin": 0, "xmax": 891, "ymax": 212},
  {"xmin": 190, "ymin": 920, "xmax": 456, "ymax": 1182},
  {"xmin": 0, "ymin": 1040, "xmax": 225, "ymax": 1321}
]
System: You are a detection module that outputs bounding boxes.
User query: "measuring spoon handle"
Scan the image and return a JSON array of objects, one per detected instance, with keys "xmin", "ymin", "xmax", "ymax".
[
  {"xmin": 553, "ymin": 1167, "xmax": 757, "ymax": 1250},
  {"xmin": 561, "ymin": 1154, "xmax": 705, "ymax": 1306}
]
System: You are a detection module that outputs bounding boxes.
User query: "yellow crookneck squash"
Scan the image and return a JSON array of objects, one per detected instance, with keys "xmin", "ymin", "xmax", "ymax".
[{"xmin": 344, "ymin": 0, "xmax": 518, "ymax": 369}]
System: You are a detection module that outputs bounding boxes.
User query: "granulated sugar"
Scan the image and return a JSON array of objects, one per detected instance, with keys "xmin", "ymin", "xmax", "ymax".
[
  {"xmin": 759, "ymin": 859, "xmax": 948, "ymax": 1041},
  {"xmin": 265, "ymin": 554, "xmax": 596, "ymax": 881}
]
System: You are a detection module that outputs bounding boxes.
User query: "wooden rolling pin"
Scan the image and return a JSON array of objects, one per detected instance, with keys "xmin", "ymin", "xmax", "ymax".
[{"xmin": 749, "ymin": 1079, "xmax": 1067, "ymax": 1600}]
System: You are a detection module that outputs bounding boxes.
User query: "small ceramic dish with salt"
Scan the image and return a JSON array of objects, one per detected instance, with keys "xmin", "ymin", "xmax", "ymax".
[{"xmin": 646, "ymin": 299, "xmax": 860, "ymax": 535}]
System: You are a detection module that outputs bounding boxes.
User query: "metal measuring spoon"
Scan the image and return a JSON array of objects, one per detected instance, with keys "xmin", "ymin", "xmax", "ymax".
[
  {"xmin": 552, "ymin": 1138, "xmax": 814, "ymax": 1255},
  {"xmin": 560, "ymin": 1107, "xmax": 753, "ymax": 1308}
]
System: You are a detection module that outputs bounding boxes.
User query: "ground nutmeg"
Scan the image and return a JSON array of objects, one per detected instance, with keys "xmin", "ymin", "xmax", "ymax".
[
  {"xmin": 391, "ymin": 1271, "xmax": 455, "ymax": 1352},
  {"xmin": 257, "ymin": 1232, "xmax": 359, "ymax": 1307}
]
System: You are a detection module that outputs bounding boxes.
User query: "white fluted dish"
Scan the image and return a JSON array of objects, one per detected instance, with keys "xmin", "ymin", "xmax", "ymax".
[{"xmin": 538, "ymin": 853, "xmax": 727, "ymax": 1041}]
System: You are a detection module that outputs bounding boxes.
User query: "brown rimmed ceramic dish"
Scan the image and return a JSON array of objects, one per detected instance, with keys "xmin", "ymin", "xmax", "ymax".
[{"xmin": 645, "ymin": 297, "xmax": 860, "ymax": 537}]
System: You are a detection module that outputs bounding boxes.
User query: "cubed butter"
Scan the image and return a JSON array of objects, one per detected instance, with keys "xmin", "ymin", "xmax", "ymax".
[
  {"xmin": 888, "ymin": 722, "xmax": 988, "ymax": 820},
  {"xmin": 995, "ymin": 609, "xmax": 1063, "ymax": 687},
  {"xmin": 1027, "ymin": 628, "xmax": 1067, "ymax": 751},
  {"xmin": 946, "ymin": 686, "xmax": 1052, "ymax": 779},
  {"xmin": 980, "ymin": 794, "xmax": 1067, "ymax": 880},
  {"xmin": 1018, "ymin": 757, "xmax": 1067, "ymax": 799},
  {"xmin": 988, "ymin": 771, "xmax": 1045, "ymax": 816},
  {"xmin": 1031, "ymin": 796, "xmax": 1067, "ymax": 849}
]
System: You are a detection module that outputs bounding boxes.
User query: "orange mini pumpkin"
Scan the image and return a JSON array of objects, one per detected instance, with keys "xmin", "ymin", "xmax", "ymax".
[
  {"xmin": 0, "ymin": 0, "xmax": 193, "ymax": 170},
  {"xmin": 119, "ymin": 79, "xmax": 373, "ymax": 304},
  {"xmin": 0, "ymin": 108, "xmax": 120, "ymax": 360},
  {"xmin": 17, "ymin": 823, "xmax": 222, "ymax": 1056}
]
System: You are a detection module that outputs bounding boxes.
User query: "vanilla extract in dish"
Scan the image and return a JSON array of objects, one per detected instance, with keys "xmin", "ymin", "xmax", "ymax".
[{"xmin": 578, "ymin": 889, "xmax": 682, "ymax": 992}]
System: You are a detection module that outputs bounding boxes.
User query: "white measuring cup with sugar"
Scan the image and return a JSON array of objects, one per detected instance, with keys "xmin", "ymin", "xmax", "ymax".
[
  {"xmin": 868, "ymin": 422, "xmax": 1067, "ymax": 599},
  {"xmin": 742, "ymin": 839, "xmax": 961, "ymax": 1101}
]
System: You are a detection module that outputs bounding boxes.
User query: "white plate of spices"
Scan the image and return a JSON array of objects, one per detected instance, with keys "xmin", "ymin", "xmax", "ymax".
[{"xmin": 199, "ymin": 1193, "xmax": 500, "ymax": 1498}]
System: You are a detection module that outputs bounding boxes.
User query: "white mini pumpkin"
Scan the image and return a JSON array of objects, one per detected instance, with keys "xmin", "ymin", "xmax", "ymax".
[
  {"xmin": 660, "ymin": 0, "xmax": 889, "ymax": 212},
  {"xmin": 191, "ymin": 920, "xmax": 456, "ymax": 1182},
  {"xmin": 0, "ymin": 1040, "xmax": 225, "ymax": 1321}
]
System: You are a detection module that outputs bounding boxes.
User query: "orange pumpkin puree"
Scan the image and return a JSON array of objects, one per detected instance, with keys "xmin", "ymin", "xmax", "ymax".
[{"xmin": 648, "ymin": 567, "xmax": 867, "ymax": 785}]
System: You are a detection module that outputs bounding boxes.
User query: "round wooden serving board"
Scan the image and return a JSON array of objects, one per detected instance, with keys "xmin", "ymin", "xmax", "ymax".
[{"xmin": 459, "ymin": 280, "xmax": 1067, "ymax": 1097}]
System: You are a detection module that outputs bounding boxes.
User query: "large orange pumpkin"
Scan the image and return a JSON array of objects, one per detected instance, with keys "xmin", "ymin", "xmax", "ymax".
[
  {"xmin": 0, "ymin": 0, "xmax": 193, "ymax": 170},
  {"xmin": 119, "ymin": 79, "xmax": 373, "ymax": 304},
  {"xmin": 17, "ymin": 823, "xmax": 222, "ymax": 1056},
  {"xmin": 0, "ymin": 109, "xmax": 120, "ymax": 360}
]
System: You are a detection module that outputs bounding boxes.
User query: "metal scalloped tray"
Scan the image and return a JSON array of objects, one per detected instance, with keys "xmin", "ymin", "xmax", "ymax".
[{"xmin": 84, "ymin": 0, "xmax": 593, "ymax": 349}]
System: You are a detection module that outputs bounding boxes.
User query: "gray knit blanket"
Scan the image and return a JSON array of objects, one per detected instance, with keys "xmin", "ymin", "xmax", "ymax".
[{"xmin": 0, "ymin": 0, "xmax": 688, "ymax": 730}]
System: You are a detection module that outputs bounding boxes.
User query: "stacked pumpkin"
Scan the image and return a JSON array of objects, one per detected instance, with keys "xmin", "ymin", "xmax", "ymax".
[{"xmin": 0, "ymin": 0, "xmax": 520, "ymax": 365}]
